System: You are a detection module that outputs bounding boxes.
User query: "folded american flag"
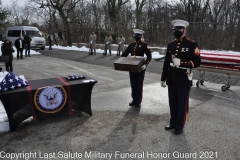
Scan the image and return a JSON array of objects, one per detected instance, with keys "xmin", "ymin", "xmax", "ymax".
[
  {"xmin": 0, "ymin": 72, "xmax": 28, "ymax": 92},
  {"xmin": 65, "ymin": 75, "xmax": 86, "ymax": 81}
]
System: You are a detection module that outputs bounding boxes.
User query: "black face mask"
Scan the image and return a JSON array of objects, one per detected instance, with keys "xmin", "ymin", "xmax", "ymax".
[
  {"xmin": 174, "ymin": 31, "xmax": 183, "ymax": 39},
  {"xmin": 134, "ymin": 36, "xmax": 141, "ymax": 41}
]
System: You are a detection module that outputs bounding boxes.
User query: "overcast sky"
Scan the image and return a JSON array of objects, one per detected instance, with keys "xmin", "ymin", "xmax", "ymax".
[{"xmin": 1, "ymin": 0, "xmax": 26, "ymax": 7}]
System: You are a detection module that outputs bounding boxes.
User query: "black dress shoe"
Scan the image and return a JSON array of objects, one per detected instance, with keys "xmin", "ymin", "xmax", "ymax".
[
  {"xmin": 165, "ymin": 125, "xmax": 175, "ymax": 130},
  {"xmin": 129, "ymin": 101, "xmax": 136, "ymax": 106},
  {"xmin": 28, "ymin": 55, "xmax": 31, "ymax": 57},
  {"xmin": 134, "ymin": 103, "xmax": 141, "ymax": 107},
  {"xmin": 174, "ymin": 129, "xmax": 183, "ymax": 135},
  {"xmin": 129, "ymin": 101, "xmax": 141, "ymax": 107}
]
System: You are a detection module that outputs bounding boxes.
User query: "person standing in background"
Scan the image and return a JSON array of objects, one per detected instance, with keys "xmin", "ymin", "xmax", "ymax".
[
  {"xmin": 117, "ymin": 34, "xmax": 125, "ymax": 56},
  {"xmin": 54, "ymin": 33, "xmax": 58, "ymax": 46},
  {"xmin": 14, "ymin": 36, "xmax": 24, "ymax": 59},
  {"xmin": 1, "ymin": 39, "xmax": 15, "ymax": 72},
  {"xmin": 23, "ymin": 33, "xmax": 32, "ymax": 57},
  {"xmin": 48, "ymin": 35, "xmax": 53, "ymax": 50},
  {"xmin": 89, "ymin": 31, "xmax": 97, "ymax": 55},
  {"xmin": 58, "ymin": 30, "xmax": 63, "ymax": 40},
  {"xmin": 103, "ymin": 34, "xmax": 113, "ymax": 55}
]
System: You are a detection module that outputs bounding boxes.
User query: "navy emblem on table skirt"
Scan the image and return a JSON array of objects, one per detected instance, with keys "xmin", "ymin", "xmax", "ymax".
[{"xmin": 34, "ymin": 86, "xmax": 67, "ymax": 114}]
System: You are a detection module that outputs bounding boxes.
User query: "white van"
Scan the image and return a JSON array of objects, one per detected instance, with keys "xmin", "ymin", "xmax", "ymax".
[{"xmin": 6, "ymin": 26, "xmax": 46, "ymax": 50}]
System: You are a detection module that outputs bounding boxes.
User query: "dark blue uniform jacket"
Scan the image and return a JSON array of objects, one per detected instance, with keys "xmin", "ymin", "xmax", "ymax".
[
  {"xmin": 121, "ymin": 40, "xmax": 152, "ymax": 66},
  {"xmin": 161, "ymin": 37, "xmax": 201, "ymax": 89}
]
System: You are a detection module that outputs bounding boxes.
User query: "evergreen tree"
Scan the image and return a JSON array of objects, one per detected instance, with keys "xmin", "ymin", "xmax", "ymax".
[{"xmin": 0, "ymin": 0, "xmax": 9, "ymax": 33}]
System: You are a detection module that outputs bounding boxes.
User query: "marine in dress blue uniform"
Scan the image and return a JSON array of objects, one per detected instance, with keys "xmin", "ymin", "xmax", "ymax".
[
  {"xmin": 161, "ymin": 20, "xmax": 201, "ymax": 135},
  {"xmin": 121, "ymin": 29, "xmax": 152, "ymax": 107}
]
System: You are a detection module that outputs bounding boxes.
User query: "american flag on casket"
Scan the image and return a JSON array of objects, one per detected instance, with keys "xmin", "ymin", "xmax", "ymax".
[
  {"xmin": 0, "ymin": 72, "xmax": 28, "ymax": 92},
  {"xmin": 200, "ymin": 52, "xmax": 240, "ymax": 71}
]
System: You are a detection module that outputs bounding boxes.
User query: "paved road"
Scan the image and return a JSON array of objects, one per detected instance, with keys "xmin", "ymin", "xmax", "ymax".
[
  {"xmin": 0, "ymin": 49, "xmax": 239, "ymax": 160},
  {"xmin": 39, "ymin": 48, "xmax": 164, "ymax": 74},
  {"xmin": 40, "ymin": 48, "xmax": 240, "ymax": 87}
]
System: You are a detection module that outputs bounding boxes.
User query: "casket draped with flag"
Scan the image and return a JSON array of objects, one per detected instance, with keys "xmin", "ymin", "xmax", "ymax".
[
  {"xmin": 0, "ymin": 72, "xmax": 28, "ymax": 92},
  {"xmin": 200, "ymin": 52, "xmax": 240, "ymax": 71}
]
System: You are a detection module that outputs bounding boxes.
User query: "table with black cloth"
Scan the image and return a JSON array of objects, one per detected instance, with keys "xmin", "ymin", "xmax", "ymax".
[{"xmin": 0, "ymin": 76, "xmax": 97, "ymax": 131}]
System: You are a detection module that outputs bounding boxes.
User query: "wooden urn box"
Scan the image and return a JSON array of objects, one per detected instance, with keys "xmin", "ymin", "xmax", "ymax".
[{"xmin": 114, "ymin": 57, "xmax": 145, "ymax": 72}]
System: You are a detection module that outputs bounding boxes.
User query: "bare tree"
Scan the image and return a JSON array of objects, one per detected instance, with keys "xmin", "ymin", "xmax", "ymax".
[
  {"xmin": 232, "ymin": 0, "xmax": 240, "ymax": 50},
  {"xmin": 105, "ymin": 0, "xmax": 129, "ymax": 39},
  {"xmin": 142, "ymin": 0, "xmax": 165, "ymax": 44},
  {"xmin": 6, "ymin": 0, "xmax": 37, "ymax": 26},
  {"xmin": 135, "ymin": 0, "xmax": 146, "ymax": 28},
  {"xmin": 0, "ymin": 0, "xmax": 9, "ymax": 33},
  {"xmin": 31, "ymin": 0, "xmax": 84, "ymax": 46},
  {"xmin": 3, "ymin": 0, "xmax": 238, "ymax": 51}
]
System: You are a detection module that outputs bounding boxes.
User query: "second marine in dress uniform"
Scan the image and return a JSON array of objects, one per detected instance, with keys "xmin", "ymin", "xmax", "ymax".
[
  {"xmin": 121, "ymin": 29, "xmax": 152, "ymax": 107},
  {"xmin": 161, "ymin": 20, "xmax": 201, "ymax": 135}
]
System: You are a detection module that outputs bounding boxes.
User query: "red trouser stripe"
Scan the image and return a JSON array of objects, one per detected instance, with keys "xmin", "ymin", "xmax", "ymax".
[
  {"xmin": 182, "ymin": 95, "xmax": 188, "ymax": 128},
  {"xmin": 140, "ymin": 71, "xmax": 145, "ymax": 103},
  {"xmin": 58, "ymin": 77, "xmax": 72, "ymax": 114},
  {"xmin": 26, "ymin": 85, "xmax": 36, "ymax": 121}
]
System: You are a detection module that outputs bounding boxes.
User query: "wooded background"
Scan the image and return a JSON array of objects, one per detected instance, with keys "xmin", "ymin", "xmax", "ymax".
[{"xmin": 0, "ymin": 0, "xmax": 240, "ymax": 51}]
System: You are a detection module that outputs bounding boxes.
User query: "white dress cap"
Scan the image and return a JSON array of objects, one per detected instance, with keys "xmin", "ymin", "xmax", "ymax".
[
  {"xmin": 171, "ymin": 19, "xmax": 189, "ymax": 29},
  {"xmin": 133, "ymin": 29, "xmax": 145, "ymax": 34}
]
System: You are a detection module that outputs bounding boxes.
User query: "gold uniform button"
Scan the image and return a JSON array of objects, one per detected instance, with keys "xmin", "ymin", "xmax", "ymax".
[
  {"xmin": 176, "ymin": 50, "xmax": 178, "ymax": 52},
  {"xmin": 175, "ymin": 54, "xmax": 177, "ymax": 56},
  {"xmin": 178, "ymin": 43, "xmax": 180, "ymax": 45}
]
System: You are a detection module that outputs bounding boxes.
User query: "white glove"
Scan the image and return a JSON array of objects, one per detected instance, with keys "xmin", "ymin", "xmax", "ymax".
[
  {"xmin": 172, "ymin": 58, "xmax": 181, "ymax": 67},
  {"xmin": 187, "ymin": 68, "xmax": 193, "ymax": 81},
  {"xmin": 161, "ymin": 81, "xmax": 166, "ymax": 87},
  {"xmin": 141, "ymin": 64, "xmax": 146, "ymax": 70},
  {"xmin": 90, "ymin": 41, "xmax": 92, "ymax": 44},
  {"xmin": 106, "ymin": 41, "xmax": 109, "ymax": 44}
]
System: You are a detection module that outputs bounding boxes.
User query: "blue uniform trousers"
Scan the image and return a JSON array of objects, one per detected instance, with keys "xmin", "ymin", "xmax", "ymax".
[
  {"xmin": 25, "ymin": 45, "xmax": 31, "ymax": 56},
  {"xmin": 129, "ymin": 71, "xmax": 145, "ymax": 104},
  {"xmin": 168, "ymin": 86, "xmax": 188, "ymax": 130}
]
